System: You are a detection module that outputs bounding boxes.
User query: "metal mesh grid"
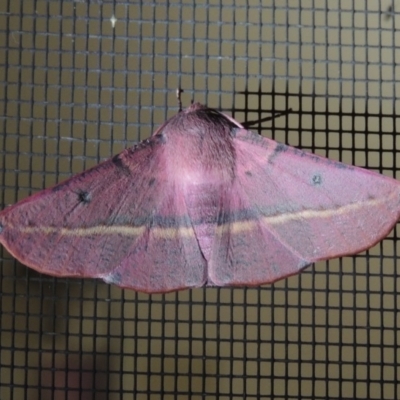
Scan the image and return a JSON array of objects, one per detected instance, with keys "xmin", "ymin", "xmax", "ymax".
[{"xmin": 1, "ymin": 1, "xmax": 399, "ymax": 399}]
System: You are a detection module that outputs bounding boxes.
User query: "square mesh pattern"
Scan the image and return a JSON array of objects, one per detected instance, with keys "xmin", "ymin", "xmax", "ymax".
[{"xmin": 1, "ymin": 1, "xmax": 399, "ymax": 399}]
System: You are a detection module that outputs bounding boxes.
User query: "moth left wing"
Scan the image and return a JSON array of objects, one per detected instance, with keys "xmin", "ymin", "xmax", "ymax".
[
  {"xmin": 208, "ymin": 129, "xmax": 400, "ymax": 287},
  {"xmin": 0, "ymin": 137, "xmax": 206, "ymax": 293}
]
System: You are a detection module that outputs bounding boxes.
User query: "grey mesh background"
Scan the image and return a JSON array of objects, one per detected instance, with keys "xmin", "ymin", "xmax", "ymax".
[{"xmin": 1, "ymin": 1, "xmax": 399, "ymax": 399}]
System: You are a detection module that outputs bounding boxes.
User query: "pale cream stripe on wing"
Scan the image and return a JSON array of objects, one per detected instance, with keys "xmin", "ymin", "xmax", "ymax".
[
  {"xmin": 18, "ymin": 196, "xmax": 390, "ymax": 238},
  {"xmin": 21, "ymin": 225, "xmax": 146, "ymax": 237},
  {"xmin": 216, "ymin": 197, "xmax": 387, "ymax": 235},
  {"xmin": 20, "ymin": 224, "xmax": 195, "ymax": 238}
]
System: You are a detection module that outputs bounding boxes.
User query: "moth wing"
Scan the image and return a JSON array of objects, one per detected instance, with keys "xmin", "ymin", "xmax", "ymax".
[
  {"xmin": 0, "ymin": 137, "xmax": 206, "ymax": 293},
  {"xmin": 208, "ymin": 129, "xmax": 400, "ymax": 287}
]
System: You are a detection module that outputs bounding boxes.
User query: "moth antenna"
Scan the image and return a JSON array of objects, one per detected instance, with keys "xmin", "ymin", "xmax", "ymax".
[
  {"xmin": 242, "ymin": 108, "xmax": 293, "ymax": 129},
  {"xmin": 176, "ymin": 88, "xmax": 183, "ymax": 112}
]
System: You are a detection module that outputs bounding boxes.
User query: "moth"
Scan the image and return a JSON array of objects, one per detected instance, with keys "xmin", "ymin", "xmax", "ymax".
[{"xmin": 1, "ymin": 102, "xmax": 400, "ymax": 293}]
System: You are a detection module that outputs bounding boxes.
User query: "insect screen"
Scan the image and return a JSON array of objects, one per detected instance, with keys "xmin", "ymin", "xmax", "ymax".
[{"xmin": 0, "ymin": 2, "xmax": 399, "ymax": 399}]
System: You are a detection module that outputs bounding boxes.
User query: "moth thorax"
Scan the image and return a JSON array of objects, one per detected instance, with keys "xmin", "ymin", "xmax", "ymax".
[{"xmin": 168, "ymin": 131, "xmax": 235, "ymax": 186}]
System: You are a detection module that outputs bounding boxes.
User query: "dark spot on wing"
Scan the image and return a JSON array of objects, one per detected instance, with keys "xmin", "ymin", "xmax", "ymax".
[
  {"xmin": 268, "ymin": 143, "xmax": 288, "ymax": 164},
  {"xmin": 0, "ymin": 222, "xmax": 3, "ymax": 234},
  {"xmin": 112, "ymin": 154, "xmax": 124, "ymax": 168},
  {"xmin": 275, "ymin": 143, "xmax": 288, "ymax": 154},
  {"xmin": 245, "ymin": 171, "xmax": 252, "ymax": 177},
  {"xmin": 154, "ymin": 133, "xmax": 167, "ymax": 144},
  {"xmin": 112, "ymin": 154, "xmax": 131, "ymax": 176},
  {"xmin": 78, "ymin": 190, "xmax": 91, "ymax": 204},
  {"xmin": 230, "ymin": 128, "xmax": 241, "ymax": 138},
  {"xmin": 334, "ymin": 161, "xmax": 350, "ymax": 170},
  {"xmin": 311, "ymin": 174, "xmax": 322, "ymax": 186},
  {"xmin": 149, "ymin": 178, "xmax": 156, "ymax": 187}
]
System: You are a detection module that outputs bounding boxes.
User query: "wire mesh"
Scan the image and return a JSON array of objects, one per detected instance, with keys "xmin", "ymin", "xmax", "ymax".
[{"xmin": 0, "ymin": 1, "xmax": 399, "ymax": 399}]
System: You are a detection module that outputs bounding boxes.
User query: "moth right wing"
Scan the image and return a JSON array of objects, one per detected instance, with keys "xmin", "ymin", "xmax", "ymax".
[{"xmin": 208, "ymin": 129, "xmax": 400, "ymax": 287}]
